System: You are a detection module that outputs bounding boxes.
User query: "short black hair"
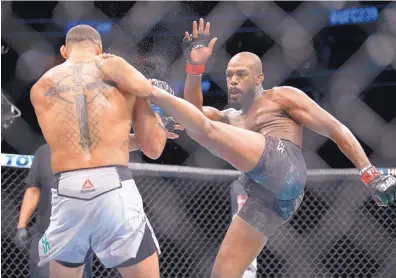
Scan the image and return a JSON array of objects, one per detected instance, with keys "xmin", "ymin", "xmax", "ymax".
[{"xmin": 65, "ymin": 24, "xmax": 102, "ymax": 46}]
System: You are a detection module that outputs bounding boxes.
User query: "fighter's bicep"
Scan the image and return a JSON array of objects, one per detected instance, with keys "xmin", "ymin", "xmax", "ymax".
[
  {"xmin": 289, "ymin": 108, "xmax": 335, "ymax": 136},
  {"xmin": 278, "ymin": 87, "xmax": 340, "ymax": 138},
  {"xmin": 132, "ymin": 98, "xmax": 167, "ymax": 158},
  {"xmin": 132, "ymin": 98, "xmax": 160, "ymax": 137}
]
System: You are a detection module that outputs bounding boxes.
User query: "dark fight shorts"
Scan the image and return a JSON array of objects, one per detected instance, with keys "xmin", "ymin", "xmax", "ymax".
[{"xmin": 237, "ymin": 136, "xmax": 307, "ymax": 237}]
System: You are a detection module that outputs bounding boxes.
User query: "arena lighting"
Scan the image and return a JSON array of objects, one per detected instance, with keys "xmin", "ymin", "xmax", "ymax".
[
  {"xmin": 201, "ymin": 80, "xmax": 211, "ymax": 93},
  {"xmin": 329, "ymin": 6, "xmax": 379, "ymax": 26},
  {"xmin": 64, "ymin": 21, "xmax": 112, "ymax": 35}
]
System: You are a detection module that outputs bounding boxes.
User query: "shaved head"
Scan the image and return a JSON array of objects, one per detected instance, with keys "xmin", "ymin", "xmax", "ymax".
[
  {"xmin": 61, "ymin": 24, "xmax": 103, "ymax": 60},
  {"xmin": 226, "ymin": 52, "xmax": 264, "ymax": 105},
  {"xmin": 229, "ymin": 52, "xmax": 262, "ymax": 74},
  {"xmin": 65, "ymin": 24, "xmax": 102, "ymax": 47}
]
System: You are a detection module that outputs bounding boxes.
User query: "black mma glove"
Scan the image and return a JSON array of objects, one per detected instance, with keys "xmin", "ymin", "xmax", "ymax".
[
  {"xmin": 360, "ymin": 164, "xmax": 396, "ymax": 207},
  {"xmin": 182, "ymin": 19, "xmax": 217, "ymax": 75},
  {"xmin": 182, "ymin": 33, "xmax": 211, "ymax": 65},
  {"xmin": 15, "ymin": 228, "xmax": 29, "ymax": 249},
  {"xmin": 182, "ymin": 32, "xmax": 211, "ymax": 75}
]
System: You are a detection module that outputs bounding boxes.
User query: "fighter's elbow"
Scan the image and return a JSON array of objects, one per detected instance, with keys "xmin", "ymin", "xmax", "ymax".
[
  {"xmin": 143, "ymin": 146, "xmax": 164, "ymax": 160},
  {"xmin": 141, "ymin": 137, "xmax": 166, "ymax": 160},
  {"xmin": 138, "ymin": 79, "xmax": 154, "ymax": 98},
  {"xmin": 329, "ymin": 121, "xmax": 349, "ymax": 142}
]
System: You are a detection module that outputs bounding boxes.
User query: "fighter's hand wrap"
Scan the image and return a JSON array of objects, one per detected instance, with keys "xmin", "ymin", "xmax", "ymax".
[
  {"xmin": 15, "ymin": 228, "xmax": 29, "ymax": 249},
  {"xmin": 360, "ymin": 164, "xmax": 396, "ymax": 206},
  {"xmin": 150, "ymin": 79, "xmax": 177, "ymax": 132},
  {"xmin": 182, "ymin": 33, "xmax": 210, "ymax": 75}
]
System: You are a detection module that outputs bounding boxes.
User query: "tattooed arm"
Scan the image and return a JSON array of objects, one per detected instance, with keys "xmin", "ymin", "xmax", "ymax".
[{"xmin": 132, "ymin": 98, "xmax": 167, "ymax": 159}]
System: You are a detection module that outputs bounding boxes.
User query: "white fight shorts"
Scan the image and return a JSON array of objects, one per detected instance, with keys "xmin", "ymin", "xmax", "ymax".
[{"xmin": 38, "ymin": 166, "xmax": 160, "ymax": 268}]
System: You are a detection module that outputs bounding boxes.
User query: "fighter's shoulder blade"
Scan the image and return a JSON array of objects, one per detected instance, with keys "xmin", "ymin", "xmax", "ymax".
[{"xmin": 33, "ymin": 64, "xmax": 66, "ymax": 89}]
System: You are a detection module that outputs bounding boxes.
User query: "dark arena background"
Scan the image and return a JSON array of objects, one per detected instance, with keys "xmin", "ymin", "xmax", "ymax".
[{"xmin": 1, "ymin": 1, "xmax": 396, "ymax": 278}]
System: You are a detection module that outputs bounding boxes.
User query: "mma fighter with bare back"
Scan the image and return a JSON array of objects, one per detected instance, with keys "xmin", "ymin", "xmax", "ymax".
[
  {"xmin": 30, "ymin": 25, "xmax": 168, "ymax": 278},
  {"xmin": 140, "ymin": 19, "xmax": 396, "ymax": 277}
]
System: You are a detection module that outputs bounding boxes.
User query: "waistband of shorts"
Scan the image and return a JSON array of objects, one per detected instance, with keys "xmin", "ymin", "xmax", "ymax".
[
  {"xmin": 266, "ymin": 135, "xmax": 301, "ymax": 150},
  {"xmin": 53, "ymin": 165, "xmax": 132, "ymax": 188},
  {"xmin": 55, "ymin": 164, "xmax": 129, "ymax": 175}
]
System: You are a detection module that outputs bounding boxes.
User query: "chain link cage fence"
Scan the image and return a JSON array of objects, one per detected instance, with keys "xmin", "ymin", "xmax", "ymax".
[
  {"xmin": 2, "ymin": 1, "xmax": 396, "ymax": 167},
  {"xmin": 1, "ymin": 3, "xmax": 396, "ymax": 277},
  {"xmin": 2, "ymin": 161, "xmax": 395, "ymax": 278}
]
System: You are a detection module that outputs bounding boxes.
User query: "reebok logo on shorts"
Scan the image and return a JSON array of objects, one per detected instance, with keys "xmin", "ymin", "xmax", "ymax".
[{"xmin": 81, "ymin": 178, "xmax": 95, "ymax": 193}]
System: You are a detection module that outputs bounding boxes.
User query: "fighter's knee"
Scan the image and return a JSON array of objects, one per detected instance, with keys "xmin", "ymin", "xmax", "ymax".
[
  {"xmin": 204, "ymin": 120, "xmax": 217, "ymax": 138},
  {"xmin": 210, "ymin": 270, "xmax": 223, "ymax": 278},
  {"xmin": 217, "ymin": 242, "xmax": 233, "ymax": 258},
  {"xmin": 210, "ymin": 264, "xmax": 241, "ymax": 278},
  {"xmin": 186, "ymin": 119, "xmax": 214, "ymax": 139},
  {"xmin": 210, "ymin": 267, "xmax": 228, "ymax": 278},
  {"xmin": 197, "ymin": 118, "xmax": 215, "ymax": 136},
  {"xmin": 211, "ymin": 246, "xmax": 239, "ymax": 277}
]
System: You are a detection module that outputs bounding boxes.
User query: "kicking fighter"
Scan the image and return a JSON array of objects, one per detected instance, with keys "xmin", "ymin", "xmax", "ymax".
[
  {"xmin": 96, "ymin": 20, "xmax": 395, "ymax": 277},
  {"xmin": 150, "ymin": 19, "xmax": 396, "ymax": 278}
]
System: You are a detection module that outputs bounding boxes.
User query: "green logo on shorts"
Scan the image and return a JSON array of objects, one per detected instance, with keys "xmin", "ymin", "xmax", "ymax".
[{"xmin": 41, "ymin": 234, "xmax": 50, "ymax": 254}]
